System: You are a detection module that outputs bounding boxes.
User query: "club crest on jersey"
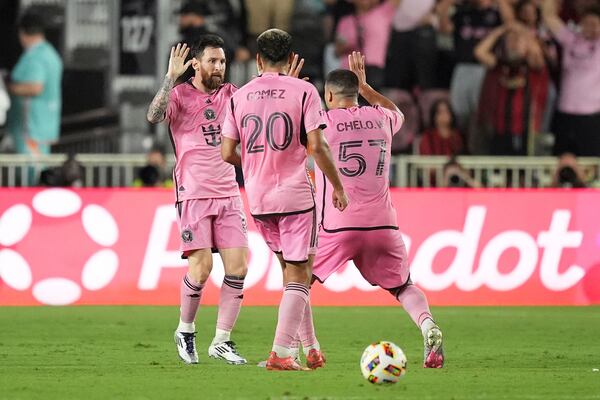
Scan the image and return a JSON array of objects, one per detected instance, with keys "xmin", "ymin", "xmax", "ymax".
[
  {"xmin": 204, "ymin": 108, "xmax": 216, "ymax": 120},
  {"xmin": 182, "ymin": 229, "xmax": 193, "ymax": 243},
  {"xmin": 202, "ymin": 124, "xmax": 222, "ymax": 147}
]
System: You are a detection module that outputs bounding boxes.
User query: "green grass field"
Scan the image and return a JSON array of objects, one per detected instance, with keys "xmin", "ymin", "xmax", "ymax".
[{"xmin": 0, "ymin": 306, "xmax": 599, "ymax": 400}]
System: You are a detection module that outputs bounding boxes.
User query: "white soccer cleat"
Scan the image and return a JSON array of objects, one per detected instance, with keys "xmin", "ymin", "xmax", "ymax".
[
  {"xmin": 174, "ymin": 331, "xmax": 198, "ymax": 364},
  {"xmin": 423, "ymin": 327, "xmax": 444, "ymax": 368},
  {"xmin": 208, "ymin": 341, "xmax": 247, "ymax": 365}
]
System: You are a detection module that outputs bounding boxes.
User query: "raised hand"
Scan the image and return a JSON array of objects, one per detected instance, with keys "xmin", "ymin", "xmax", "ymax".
[
  {"xmin": 167, "ymin": 43, "xmax": 193, "ymax": 80},
  {"xmin": 348, "ymin": 51, "xmax": 367, "ymax": 87},
  {"xmin": 286, "ymin": 53, "xmax": 309, "ymax": 80}
]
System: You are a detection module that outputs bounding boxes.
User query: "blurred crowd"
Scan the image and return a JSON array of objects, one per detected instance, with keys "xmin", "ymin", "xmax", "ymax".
[
  {"xmin": 171, "ymin": 0, "xmax": 600, "ymax": 159},
  {"xmin": 1, "ymin": 0, "xmax": 599, "ymax": 188}
]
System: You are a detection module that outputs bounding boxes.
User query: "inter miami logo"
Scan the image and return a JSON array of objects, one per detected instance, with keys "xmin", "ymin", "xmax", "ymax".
[
  {"xmin": 202, "ymin": 124, "xmax": 222, "ymax": 147},
  {"xmin": 182, "ymin": 229, "xmax": 193, "ymax": 243},
  {"xmin": 204, "ymin": 108, "xmax": 216, "ymax": 120}
]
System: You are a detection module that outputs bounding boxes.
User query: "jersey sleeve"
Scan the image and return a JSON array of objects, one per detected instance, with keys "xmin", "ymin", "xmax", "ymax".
[
  {"xmin": 376, "ymin": 105, "xmax": 404, "ymax": 136},
  {"xmin": 554, "ymin": 26, "xmax": 577, "ymax": 47},
  {"xmin": 165, "ymin": 89, "xmax": 180, "ymax": 122},
  {"xmin": 221, "ymin": 98, "xmax": 240, "ymax": 141},
  {"xmin": 302, "ymin": 86, "xmax": 327, "ymax": 133},
  {"xmin": 12, "ymin": 57, "xmax": 45, "ymax": 83}
]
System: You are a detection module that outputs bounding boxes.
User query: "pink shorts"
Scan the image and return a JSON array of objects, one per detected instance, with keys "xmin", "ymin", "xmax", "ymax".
[
  {"xmin": 253, "ymin": 209, "xmax": 317, "ymax": 263},
  {"xmin": 176, "ymin": 196, "xmax": 248, "ymax": 255},
  {"xmin": 312, "ymin": 229, "xmax": 409, "ymax": 290}
]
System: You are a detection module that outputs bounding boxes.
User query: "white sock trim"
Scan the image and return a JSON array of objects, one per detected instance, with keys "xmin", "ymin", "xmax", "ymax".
[
  {"xmin": 272, "ymin": 344, "xmax": 292, "ymax": 358},
  {"xmin": 212, "ymin": 328, "xmax": 231, "ymax": 345},
  {"xmin": 177, "ymin": 320, "xmax": 195, "ymax": 333}
]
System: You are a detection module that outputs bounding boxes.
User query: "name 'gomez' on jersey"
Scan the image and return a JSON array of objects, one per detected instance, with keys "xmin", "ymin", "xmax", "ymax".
[
  {"xmin": 222, "ymin": 73, "xmax": 327, "ymax": 216},
  {"xmin": 166, "ymin": 81, "xmax": 240, "ymax": 201},
  {"xmin": 316, "ymin": 105, "xmax": 404, "ymax": 231}
]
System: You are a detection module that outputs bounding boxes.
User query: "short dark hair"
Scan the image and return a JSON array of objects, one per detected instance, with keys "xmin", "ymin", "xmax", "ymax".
[
  {"xmin": 325, "ymin": 69, "xmax": 359, "ymax": 98},
  {"xmin": 179, "ymin": 2, "xmax": 209, "ymax": 16},
  {"xmin": 18, "ymin": 10, "xmax": 45, "ymax": 35},
  {"xmin": 257, "ymin": 29, "xmax": 292, "ymax": 65},
  {"xmin": 190, "ymin": 34, "xmax": 225, "ymax": 59},
  {"xmin": 582, "ymin": 5, "xmax": 600, "ymax": 19}
]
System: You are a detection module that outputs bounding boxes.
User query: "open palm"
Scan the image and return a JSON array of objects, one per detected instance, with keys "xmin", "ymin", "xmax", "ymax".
[{"xmin": 167, "ymin": 43, "xmax": 193, "ymax": 79}]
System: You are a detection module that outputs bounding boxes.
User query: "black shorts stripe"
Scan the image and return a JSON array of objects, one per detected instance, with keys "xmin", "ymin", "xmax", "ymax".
[
  {"xmin": 252, "ymin": 206, "xmax": 315, "ymax": 219},
  {"xmin": 310, "ymin": 208, "xmax": 317, "ymax": 247}
]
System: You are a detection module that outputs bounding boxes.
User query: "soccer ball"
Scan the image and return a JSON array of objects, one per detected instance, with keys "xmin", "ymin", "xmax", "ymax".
[{"xmin": 360, "ymin": 341, "xmax": 407, "ymax": 384}]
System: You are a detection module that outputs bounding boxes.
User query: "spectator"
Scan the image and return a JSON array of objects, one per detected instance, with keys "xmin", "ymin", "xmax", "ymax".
[
  {"xmin": 0, "ymin": 75, "xmax": 9, "ymax": 127},
  {"xmin": 6, "ymin": 10, "xmax": 63, "ymax": 155},
  {"xmin": 442, "ymin": 156, "xmax": 480, "ymax": 187},
  {"xmin": 438, "ymin": 0, "xmax": 513, "ymax": 151},
  {"xmin": 244, "ymin": 0, "xmax": 294, "ymax": 41},
  {"xmin": 176, "ymin": 2, "xmax": 250, "ymax": 84},
  {"xmin": 419, "ymin": 99, "xmax": 464, "ymax": 156},
  {"xmin": 335, "ymin": 0, "xmax": 400, "ymax": 90},
  {"xmin": 515, "ymin": 0, "xmax": 560, "ymax": 134},
  {"xmin": 39, "ymin": 153, "xmax": 84, "ymax": 187},
  {"xmin": 551, "ymin": 152, "xmax": 587, "ymax": 188},
  {"xmin": 543, "ymin": 0, "xmax": 600, "ymax": 156},
  {"xmin": 385, "ymin": 0, "xmax": 437, "ymax": 92},
  {"xmin": 133, "ymin": 146, "xmax": 173, "ymax": 188},
  {"xmin": 475, "ymin": 23, "xmax": 549, "ymax": 155}
]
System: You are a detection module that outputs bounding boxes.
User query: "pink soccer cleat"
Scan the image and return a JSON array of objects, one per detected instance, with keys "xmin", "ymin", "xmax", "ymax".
[
  {"xmin": 265, "ymin": 352, "xmax": 309, "ymax": 371},
  {"xmin": 306, "ymin": 349, "xmax": 326, "ymax": 369}
]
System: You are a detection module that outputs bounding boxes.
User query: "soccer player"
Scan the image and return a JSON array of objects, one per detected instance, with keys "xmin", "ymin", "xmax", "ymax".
[
  {"xmin": 306, "ymin": 52, "xmax": 445, "ymax": 368},
  {"xmin": 146, "ymin": 35, "xmax": 248, "ymax": 365},
  {"xmin": 221, "ymin": 29, "xmax": 348, "ymax": 371}
]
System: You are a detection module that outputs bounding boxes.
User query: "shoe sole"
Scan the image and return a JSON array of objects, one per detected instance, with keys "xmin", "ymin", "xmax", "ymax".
[
  {"xmin": 423, "ymin": 330, "xmax": 444, "ymax": 368},
  {"xmin": 208, "ymin": 353, "xmax": 247, "ymax": 365}
]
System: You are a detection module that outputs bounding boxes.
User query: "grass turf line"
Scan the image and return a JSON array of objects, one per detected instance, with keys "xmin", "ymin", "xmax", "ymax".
[{"xmin": 0, "ymin": 306, "xmax": 599, "ymax": 400}]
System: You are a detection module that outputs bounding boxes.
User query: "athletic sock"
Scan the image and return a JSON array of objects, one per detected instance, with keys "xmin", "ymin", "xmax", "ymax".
[
  {"xmin": 272, "ymin": 283, "xmax": 309, "ymax": 358},
  {"xmin": 298, "ymin": 300, "xmax": 320, "ymax": 355},
  {"xmin": 179, "ymin": 273, "xmax": 204, "ymax": 332},
  {"xmin": 395, "ymin": 284, "xmax": 435, "ymax": 338},
  {"xmin": 214, "ymin": 275, "xmax": 245, "ymax": 342}
]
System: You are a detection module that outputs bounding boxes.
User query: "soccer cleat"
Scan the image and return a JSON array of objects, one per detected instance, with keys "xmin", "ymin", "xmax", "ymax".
[
  {"xmin": 174, "ymin": 331, "xmax": 198, "ymax": 364},
  {"xmin": 265, "ymin": 351, "xmax": 309, "ymax": 371},
  {"xmin": 423, "ymin": 327, "xmax": 444, "ymax": 368},
  {"xmin": 257, "ymin": 347, "xmax": 300, "ymax": 368},
  {"xmin": 306, "ymin": 349, "xmax": 326, "ymax": 369},
  {"xmin": 208, "ymin": 341, "xmax": 247, "ymax": 365}
]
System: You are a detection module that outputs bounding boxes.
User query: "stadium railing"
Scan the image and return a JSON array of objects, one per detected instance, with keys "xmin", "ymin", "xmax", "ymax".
[
  {"xmin": 393, "ymin": 156, "xmax": 600, "ymax": 188},
  {"xmin": 1, "ymin": 154, "xmax": 599, "ymax": 188}
]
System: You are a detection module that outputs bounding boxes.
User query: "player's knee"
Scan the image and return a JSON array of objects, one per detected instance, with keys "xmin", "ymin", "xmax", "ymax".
[
  {"xmin": 225, "ymin": 263, "xmax": 248, "ymax": 279},
  {"xmin": 188, "ymin": 262, "xmax": 213, "ymax": 284}
]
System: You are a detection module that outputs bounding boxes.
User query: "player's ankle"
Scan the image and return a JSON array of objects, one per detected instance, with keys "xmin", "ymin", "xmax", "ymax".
[
  {"xmin": 303, "ymin": 341, "xmax": 321, "ymax": 356},
  {"xmin": 177, "ymin": 319, "xmax": 195, "ymax": 333},
  {"xmin": 272, "ymin": 344, "xmax": 293, "ymax": 358},
  {"xmin": 420, "ymin": 318, "xmax": 437, "ymax": 338},
  {"xmin": 212, "ymin": 328, "xmax": 231, "ymax": 345}
]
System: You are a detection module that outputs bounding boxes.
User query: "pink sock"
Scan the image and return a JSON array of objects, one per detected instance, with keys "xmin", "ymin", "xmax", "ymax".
[
  {"xmin": 395, "ymin": 285, "xmax": 433, "ymax": 328},
  {"xmin": 273, "ymin": 283, "xmax": 309, "ymax": 349},
  {"xmin": 180, "ymin": 273, "xmax": 204, "ymax": 324},
  {"xmin": 298, "ymin": 301, "xmax": 317, "ymax": 349},
  {"xmin": 216, "ymin": 275, "xmax": 245, "ymax": 332}
]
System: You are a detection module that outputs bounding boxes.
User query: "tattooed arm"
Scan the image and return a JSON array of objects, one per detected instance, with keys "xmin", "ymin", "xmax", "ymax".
[
  {"xmin": 146, "ymin": 76, "xmax": 176, "ymax": 124},
  {"xmin": 146, "ymin": 43, "xmax": 192, "ymax": 124}
]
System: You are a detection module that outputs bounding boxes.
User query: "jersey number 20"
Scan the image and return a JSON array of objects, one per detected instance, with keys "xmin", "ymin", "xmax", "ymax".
[{"xmin": 242, "ymin": 112, "xmax": 293, "ymax": 153}]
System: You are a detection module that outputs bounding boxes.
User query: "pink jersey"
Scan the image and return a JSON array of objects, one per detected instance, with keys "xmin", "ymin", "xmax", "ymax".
[
  {"xmin": 166, "ymin": 81, "xmax": 240, "ymax": 202},
  {"xmin": 316, "ymin": 105, "xmax": 404, "ymax": 231},
  {"xmin": 222, "ymin": 73, "xmax": 326, "ymax": 216}
]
